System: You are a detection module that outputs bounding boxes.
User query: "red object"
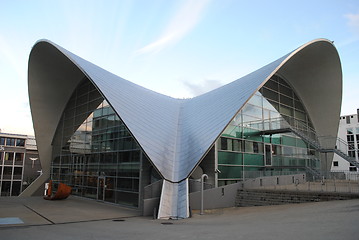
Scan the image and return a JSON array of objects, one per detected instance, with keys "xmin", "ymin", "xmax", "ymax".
[{"xmin": 44, "ymin": 181, "xmax": 72, "ymax": 200}]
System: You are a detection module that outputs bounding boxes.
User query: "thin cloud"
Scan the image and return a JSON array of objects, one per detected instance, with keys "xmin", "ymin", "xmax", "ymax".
[
  {"xmin": 135, "ymin": 0, "xmax": 211, "ymax": 56},
  {"xmin": 345, "ymin": 12, "xmax": 359, "ymax": 35},
  {"xmin": 337, "ymin": 12, "xmax": 359, "ymax": 47},
  {"xmin": 183, "ymin": 79, "xmax": 223, "ymax": 97},
  {"xmin": 0, "ymin": 36, "xmax": 26, "ymax": 80},
  {"xmin": 338, "ymin": 11, "xmax": 359, "ymax": 47}
]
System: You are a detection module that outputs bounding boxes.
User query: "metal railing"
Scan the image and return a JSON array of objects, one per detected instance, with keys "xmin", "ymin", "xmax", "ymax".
[
  {"xmin": 247, "ymin": 170, "xmax": 359, "ymax": 194},
  {"xmin": 242, "ymin": 170, "xmax": 303, "ymax": 179},
  {"xmin": 228, "ymin": 116, "xmax": 359, "ymax": 168}
]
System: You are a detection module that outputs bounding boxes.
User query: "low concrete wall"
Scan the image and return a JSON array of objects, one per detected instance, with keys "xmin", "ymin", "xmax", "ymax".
[
  {"xmin": 243, "ymin": 174, "xmax": 306, "ymax": 189},
  {"xmin": 189, "ymin": 174, "xmax": 307, "ymax": 210},
  {"xmin": 189, "ymin": 182, "xmax": 242, "ymax": 210},
  {"xmin": 143, "ymin": 197, "xmax": 160, "ymax": 216},
  {"xmin": 237, "ymin": 189, "xmax": 359, "ymax": 207}
]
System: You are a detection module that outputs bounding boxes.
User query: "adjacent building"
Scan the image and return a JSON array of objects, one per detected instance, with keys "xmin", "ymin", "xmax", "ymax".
[
  {"xmin": 331, "ymin": 109, "xmax": 359, "ymax": 173},
  {"xmin": 25, "ymin": 39, "xmax": 342, "ymax": 219},
  {"xmin": 0, "ymin": 132, "xmax": 41, "ymax": 196}
]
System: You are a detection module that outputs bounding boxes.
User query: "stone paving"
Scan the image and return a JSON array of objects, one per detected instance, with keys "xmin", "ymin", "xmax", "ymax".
[{"xmin": 1, "ymin": 196, "xmax": 359, "ymax": 240}]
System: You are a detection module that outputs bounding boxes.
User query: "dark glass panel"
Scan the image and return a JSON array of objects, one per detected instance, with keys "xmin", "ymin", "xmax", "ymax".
[
  {"xmin": 16, "ymin": 139, "xmax": 25, "ymax": 147},
  {"xmin": 218, "ymin": 151, "xmax": 243, "ymax": 165},
  {"xmin": 1, "ymin": 181, "xmax": 11, "ymax": 196},
  {"xmin": 6, "ymin": 138, "xmax": 15, "ymax": 146},
  {"xmin": 261, "ymin": 88, "xmax": 279, "ymax": 102},
  {"xmin": 218, "ymin": 165, "xmax": 242, "ymax": 179}
]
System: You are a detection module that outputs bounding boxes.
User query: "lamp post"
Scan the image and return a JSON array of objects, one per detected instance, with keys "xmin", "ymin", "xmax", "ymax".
[{"xmin": 200, "ymin": 174, "xmax": 208, "ymax": 215}]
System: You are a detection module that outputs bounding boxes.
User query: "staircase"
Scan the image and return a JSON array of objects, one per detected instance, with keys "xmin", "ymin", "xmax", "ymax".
[
  {"xmin": 289, "ymin": 126, "xmax": 359, "ymax": 169},
  {"xmin": 305, "ymin": 166, "xmax": 321, "ymax": 179},
  {"xmin": 236, "ymin": 189, "xmax": 359, "ymax": 207},
  {"xmin": 250, "ymin": 117, "xmax": 359, "ymax": 170},
  {"xmin": 333, "ymin": 149, "xmax": 359, "ymax": 168}
]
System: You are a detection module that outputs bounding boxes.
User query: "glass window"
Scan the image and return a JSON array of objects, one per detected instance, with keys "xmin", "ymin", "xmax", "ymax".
[
  {"xmin": 242, "ymin": 104, "xmax": 263, "ymax": 119},
  {"xmin": 233, "ymin": 139, "xmax": 242, "ymax": 152},
  {"xmin": 226, "ymin": 139, "xmax": 233, "ymax": 151},
  {"xmin": 348, "ymin": 151, "xmax": 355, "ymax": 158},
  {"xmin": 253, "ymin": 142, "xmax": 259, "ymax": 153},
  {"xmin": 247, "ymin": 94, "xmax": 262, "ymax": 107},
  {"xmin": 219, "ymin": 74, "xmax": 320, "ymax": 187},
  {"xmin": 6, "ymin": 138, "xmax": 15, "ymax": 146},
  {"xmin": 280, "ymin": 94, "xmax": 294, "ymax": 107},
  {"xmin": 347, "ymin": 135, "xmax": 354, "ymax": 142},
  {"xmin": 278, "ymin": 76, "xmax": 290, "ymax": 87},
  {"xmin": 252, "ymin": 142, "xmax": 263, "ymax": 154},
  {"xmin": 14, "ymin": 153, "xmax": 24, "ymax": 163},
  {"xmin": 279, "ymin": 104, "xmax": 293, "ymax": 117},
  {"xmin": 262, "ymin": 98, "xmax": 278, "ymax": 111},
  {"xmin": 218, "ymin": 151, "xmax": 243, "ymax": 165},
  {"xmin": 279, "ymin": 84, "xmax": 293, "ymax": 97},
  {"xmin": 272, "ymin": 145, "xmax": 282, "ymax": 155},
  {"xmin": 0, "ymin": 137, "xmax": 5, "ymax": 145},
  {"xmin": 295, "ymin": 110, "xmax": 306, "ymax": 121},
  {"xmin": 16, "ymin": 139, "xmax": 25, "ymax": 147},
  {"xmin": 3, "ymin": 167, "xmax": 12, "ymax": 177},
  {"xmin": 242, "ymin": 114, "xmax": 261, "ymax": 126},
  {"xmin": 270, "ymin": 75, "xmax": 279, "ymax": 82},
  {"xmin": 346, "ymin": 116, "xmax": 351, "ymax": 124},
  {"xmin": 283, "ymin": 146, "xmax": 294, "ymax": 155},
  {"xmin": 218, "ymin": 165, "xmax": 243, "ymax": 179},
  {"xmin": 4, "ymin": 152, "xmax": 14, "ymax": 161},
  {"xmin": 13, "ymin": 167, "xmax": 22, "ymax": 177},
  {"xmin": 349, "ymin": 166, "xmax": 357, "ymax": 172},
  {"xmin": 243, "ymin": 153, "xmax": 264, "ymax": 166},
  {"xmin": 294, "ymin": 100, "xmax": 305, "ymax": 111},
  {"xmin": 264, "ymin": 80, "xmax": 278, "ymax": 91},
  {"xmin": 1, "ymin": 181, "xmax": 11, "ymax": 196},
  {"xmin": 261, "ymin": 88, "xmax": 279, "ymax": 102},
  {"xmin": 347, "ymin": 128, "xmax": 353, "ymax": 134},
  {"xmin": 50, "ymin": 78, "xmax": 141, "ymax": 207},
  {"xmin": 245, "ymin": 141, "xmax": 253, "ymax": 153},
  {"xmin": 10, "ymin": 181, "xmax": 20, "ymax": 196}
]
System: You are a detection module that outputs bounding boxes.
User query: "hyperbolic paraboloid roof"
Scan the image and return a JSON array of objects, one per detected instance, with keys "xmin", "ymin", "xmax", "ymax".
[{"xmin": 26, "ymin": 39, "xmax": 342, "ymax": 196}]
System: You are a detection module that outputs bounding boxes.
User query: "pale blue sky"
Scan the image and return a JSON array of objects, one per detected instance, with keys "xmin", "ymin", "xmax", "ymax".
[{"xmin": 0, "ymin": 0, "xmax": 358, "ymax": 135}]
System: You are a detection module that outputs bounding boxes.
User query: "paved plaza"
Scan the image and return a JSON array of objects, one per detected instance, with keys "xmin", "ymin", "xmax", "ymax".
[{"xmin": 1, "ymin": 196, "xmax": 359, "ymax": 240}]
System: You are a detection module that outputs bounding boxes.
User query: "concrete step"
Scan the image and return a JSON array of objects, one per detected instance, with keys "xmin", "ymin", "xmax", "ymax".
[{"xmin": 236, "ymin": 189, "xmax": 359, "ymax": 207}]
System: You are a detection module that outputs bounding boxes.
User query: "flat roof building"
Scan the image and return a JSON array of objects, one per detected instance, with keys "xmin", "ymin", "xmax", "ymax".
[
  {"xmin": 0, "ymin": 132, "xmax": 41, "ymax": 196},
  {"xmin": 25, "ymin": 39, "xmax": 342, "ymax": 219}
]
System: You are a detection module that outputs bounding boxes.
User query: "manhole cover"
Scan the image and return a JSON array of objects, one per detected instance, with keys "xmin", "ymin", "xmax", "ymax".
[
  {"xmin": 113, "ymin": 219, "xmax": 125, "ymax": 222},
  {"xmin": 161, "ymin": 222, "xmax": 173, "ymax": 225}
]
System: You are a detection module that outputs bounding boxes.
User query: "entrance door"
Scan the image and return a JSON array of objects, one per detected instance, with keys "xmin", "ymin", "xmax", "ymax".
[
  {"xmin": 97, "ymin": 177, "xmax": 105, "ymax": 201},
  {"xmin": 265, "ymin": 144, "xmax": 272, "ymax": 166}
]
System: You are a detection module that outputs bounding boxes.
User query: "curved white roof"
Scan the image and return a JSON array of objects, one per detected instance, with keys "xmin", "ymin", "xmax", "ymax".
[{"xmin": 24, "ymin": 39, "xmax": 342, "ymax": 199}]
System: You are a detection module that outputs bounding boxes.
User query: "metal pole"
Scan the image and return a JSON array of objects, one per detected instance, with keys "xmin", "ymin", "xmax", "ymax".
[{"xmin": 200, "ymin": 174, "xmax": 208, "ymax": 215}]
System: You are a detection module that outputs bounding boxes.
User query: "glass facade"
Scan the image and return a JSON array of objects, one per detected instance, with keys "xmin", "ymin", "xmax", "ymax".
[
  {"xmin": 217, "ymin": 75, "xmax": 320, "ymax": 186},
  {"xmin": 51, "ymin": 79, "xmax": 146, "ymax": 207}
]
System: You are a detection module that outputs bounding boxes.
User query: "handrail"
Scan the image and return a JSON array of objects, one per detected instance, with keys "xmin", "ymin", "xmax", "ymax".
[{"xmin": 224, "ymin": 115, "xmax": 359, "ymax": 169}]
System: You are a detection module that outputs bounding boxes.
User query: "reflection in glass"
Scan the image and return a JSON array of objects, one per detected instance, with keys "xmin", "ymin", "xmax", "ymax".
[
  {"xmin": 218, "ymin": 74, "xmax": 320, "ymax": 184},
  {"xmin": 50, "ymin": 78, "xmax": 143, "ymax": 207}
]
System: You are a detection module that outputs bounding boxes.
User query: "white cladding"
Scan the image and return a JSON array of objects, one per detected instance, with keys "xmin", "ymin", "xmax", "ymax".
[
  {"xmin": 27, "ymin": 39, "xmax": 342, "ymax": 218},
  {"xmin": 46, "ymin": 41, "xmax": 289, "ymax": 183}
]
